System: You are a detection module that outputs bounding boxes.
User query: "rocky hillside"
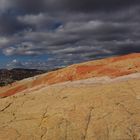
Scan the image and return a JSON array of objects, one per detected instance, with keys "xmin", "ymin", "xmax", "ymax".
[
  {"xmin": 0, "ymin": 53, "xmax": 140, "ymax": 98},
  {"xmin": 0, "ymin": 53, "xmax": 140, "ymax": 140},
  {"xmin": 0, "ymin": 68, "xmax": 45, "ymax": 87}
]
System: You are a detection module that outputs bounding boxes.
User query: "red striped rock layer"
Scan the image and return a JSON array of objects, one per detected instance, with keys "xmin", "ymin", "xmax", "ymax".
[{"xmin": 1, "ymin": 53, "xmax": 140, "ymax": 98}]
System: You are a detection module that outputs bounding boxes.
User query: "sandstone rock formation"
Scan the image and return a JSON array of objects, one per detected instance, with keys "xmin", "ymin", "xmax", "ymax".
[
  {"xmin": 1, "ymin": 75, "xmax": 140, "ymax": 140},
  {"xmin": 0, "ymin": 53, "xmax": 140, "ymax": 140},
  {"xmin": 1, "ymin": 53, "xmax": 140, "ymax": 98}
]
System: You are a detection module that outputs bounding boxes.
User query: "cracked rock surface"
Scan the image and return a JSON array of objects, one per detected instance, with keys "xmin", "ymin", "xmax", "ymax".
[{"xmin": 0, "ymin": 76, "xmax": 140, "ymax": 140}]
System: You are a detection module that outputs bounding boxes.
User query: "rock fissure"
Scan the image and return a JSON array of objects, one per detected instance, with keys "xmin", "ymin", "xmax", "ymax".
[
  {"xmin": 0, "ymin": 102, "xmax": 12, "ymax": 112},
  {"xmin": 83, "ymin": 107, "xmax": 94, "ymax": 140}
]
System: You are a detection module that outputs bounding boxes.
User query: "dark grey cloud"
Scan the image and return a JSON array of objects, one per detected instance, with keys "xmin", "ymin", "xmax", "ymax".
[
  {"xmin": 0, "ymin": 0, "xmax": 46, "ymax": 14},
  {"xmin": 1, "ymin": 0, "xmax": 140, "ymax": 13},
  {"xmin": 0, "ymin": 14, "xmax": 30, "ymax": 35},
  {"xmin": 0, "ymin": 0, "xmax": 140, "ymax": 69},
  {"xmin": 46, "ymin": 0, "xmax": 140, "ymax": 12},
  {"xmin": 14, "ymin": 0, "xmax": 46, "ymax": 14}
]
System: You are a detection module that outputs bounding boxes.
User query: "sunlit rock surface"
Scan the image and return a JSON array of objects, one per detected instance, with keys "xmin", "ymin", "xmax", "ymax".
[
  {"xmin": 0, "ymin": 53, "xmax": 140, "ymax": 140},
  {"xmin": 1, "ymin": 53, "xmax": 140, "ymax": 98}
]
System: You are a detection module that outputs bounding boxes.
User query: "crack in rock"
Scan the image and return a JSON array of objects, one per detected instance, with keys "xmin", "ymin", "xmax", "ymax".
[
  {"xmin": 83, "ymin": 107, "xmax": 94, "ymax": 140},
  {"xmin": 0, "ymin": 102, "xmax": 12, "ymax": 112}
]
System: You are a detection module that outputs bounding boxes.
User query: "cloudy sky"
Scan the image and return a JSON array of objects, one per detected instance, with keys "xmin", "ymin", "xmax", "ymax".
[{"xmin": 0, "ymin": 0, "xmax": 140, "ymax": 69}]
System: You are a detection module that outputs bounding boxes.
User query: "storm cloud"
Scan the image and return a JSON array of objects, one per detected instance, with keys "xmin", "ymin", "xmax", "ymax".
[{"xmin": 0, "ymin": 0, "xmax": 140, "ymax": 69}]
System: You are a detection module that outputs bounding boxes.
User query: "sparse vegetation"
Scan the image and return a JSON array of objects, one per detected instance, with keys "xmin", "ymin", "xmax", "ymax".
[
  {"xmin": 0, "ymin": 68, "xmax": 45, "ymax": 87},
  {"xmin": 0, "ymin": 67, "xmax": 63, "ymax": 87}
]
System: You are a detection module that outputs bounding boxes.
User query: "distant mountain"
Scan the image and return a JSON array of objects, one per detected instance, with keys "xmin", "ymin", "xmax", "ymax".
[{"xmin": 0, "ymin": 68, "xmax": 45, "ymax": 86}]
